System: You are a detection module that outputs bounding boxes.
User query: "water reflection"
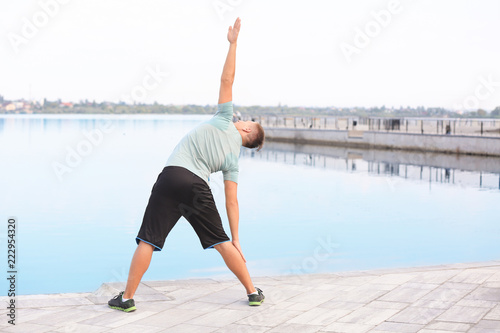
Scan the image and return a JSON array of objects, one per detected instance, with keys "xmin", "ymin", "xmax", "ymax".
[{"xmin": 241, "ymin": 141, "xmax": 500, "ymax": 191}]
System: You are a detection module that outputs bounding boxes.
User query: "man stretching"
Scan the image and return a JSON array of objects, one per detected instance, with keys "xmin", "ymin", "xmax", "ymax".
[{"xmin": 108, "ymin": 18, "xmax": 265, "ymax": 312}]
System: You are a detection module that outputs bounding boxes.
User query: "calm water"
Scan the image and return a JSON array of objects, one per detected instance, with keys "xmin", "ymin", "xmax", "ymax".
[{"xmin": 0, "ymin": 114, "xmax": 499, "ymax": 296}]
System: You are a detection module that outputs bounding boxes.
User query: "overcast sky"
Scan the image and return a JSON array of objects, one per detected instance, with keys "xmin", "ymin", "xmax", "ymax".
[{"xmin": 1, "ymin": 0, "xmax": 499, "ymax": 110}]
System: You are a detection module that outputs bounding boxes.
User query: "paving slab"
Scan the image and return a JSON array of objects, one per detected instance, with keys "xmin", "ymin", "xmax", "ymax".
[
  {"xmin": 436, "ymin": 305, "xmax": 492, "ymax": 324},
  {"xmin": 485, "ymin": 305, "xmax": 500, "ymax": 320},
  {"xmin": 266, "ymin": 323, "xmax": 323, "ymax": 332},
  {"xmin": 424, "ymin": 321, "xmax": 471, "ymax": 332},
  {"xmin": 386, "ymin": 306, "xmax": 445, "ymax": 325},
  {"xmin": 1, "ymin": 261, "xmax": 500, "ymax": 332},
  {"xmin": 372, "ymin": 321, "xmax": 424, "ymax": 332},
  {"xmin": 469, "ymin": 319, "xmax": 500, "ymax": 332},
  {"xmin": 285, "ymin": 307, "xmax": 350, "ymax": 326}
]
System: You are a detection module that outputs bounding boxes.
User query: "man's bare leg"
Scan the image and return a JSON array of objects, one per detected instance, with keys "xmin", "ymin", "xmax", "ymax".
[
  {"xmin": 123, "ymin": 241, "xmax": 154, "ymax": 299},
  {"xmin": 215, "ymin": 241, "xmax": 256, "ymax": 295}
]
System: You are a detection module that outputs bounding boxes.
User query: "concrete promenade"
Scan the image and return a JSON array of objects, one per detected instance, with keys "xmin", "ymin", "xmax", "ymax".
[{"xmin": 2, "ymin": 261, "xmax": 500, "ymax": 332}]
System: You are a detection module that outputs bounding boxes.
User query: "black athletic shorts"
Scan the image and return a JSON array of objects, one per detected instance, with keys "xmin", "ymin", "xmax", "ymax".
[{"xmin": 136, "ymin": 166, "xmax": 230, "ymax": 251}]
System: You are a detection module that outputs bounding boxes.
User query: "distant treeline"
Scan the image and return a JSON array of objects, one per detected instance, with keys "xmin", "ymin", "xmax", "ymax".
[
  {"xmin": 42, "ymin": 104, "xmax": 219, "ymax": 115},
  {"xmin": 3, "ymin": 98, "xmax": 500, "ymax": 118}
]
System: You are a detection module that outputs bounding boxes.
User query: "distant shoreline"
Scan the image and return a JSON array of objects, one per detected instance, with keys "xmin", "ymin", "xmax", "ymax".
[{"xmin": 1, "ymin": 103, "xmax": 499, "ymax": 119}]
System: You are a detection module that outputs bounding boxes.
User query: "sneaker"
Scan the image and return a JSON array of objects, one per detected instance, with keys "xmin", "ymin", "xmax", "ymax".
[
  {"xmin": 108, "ymin": 291, "xmax": 137, "ymax": 312},
  {"xmin": 248, "ymin": 288, "xmax": 265, "ymax": 306}
]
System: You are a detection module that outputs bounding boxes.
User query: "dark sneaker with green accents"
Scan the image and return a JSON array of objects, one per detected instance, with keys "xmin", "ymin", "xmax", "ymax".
[
  {"xmin": 108, "ymin": 291, "xmax": 136, "ymax": 312},
  {"xmin": 248, "ymin": 288, "xmax": 265, "ymax": 306}
]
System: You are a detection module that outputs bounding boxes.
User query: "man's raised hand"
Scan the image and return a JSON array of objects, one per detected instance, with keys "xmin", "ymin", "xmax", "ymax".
[{"xmin": 227, "ymin": 17, "xmax": 241, "ymax": 44}]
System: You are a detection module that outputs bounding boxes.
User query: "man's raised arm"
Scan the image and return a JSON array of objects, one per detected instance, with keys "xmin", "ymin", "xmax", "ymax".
[{"xmin": 218, "ymin": 17, "xmax": 241, "ymax": 105}]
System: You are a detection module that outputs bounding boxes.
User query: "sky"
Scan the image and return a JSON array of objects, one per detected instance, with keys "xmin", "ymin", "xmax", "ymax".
[{"xmin": 1, "ymin": 0, "xmax": 500, "ymax": 110}]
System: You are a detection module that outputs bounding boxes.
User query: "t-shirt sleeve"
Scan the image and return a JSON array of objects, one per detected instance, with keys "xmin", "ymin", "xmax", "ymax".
[
  {"xmin": 222, "ymin": 152, "xmax": 239, "ymax": 183},
  {"xmin": 223, "ymin": 169, "xmax": 238, "ymax": 183},
  {"xmin": 215, "ymin": 101, "xmax": 233, "ymax": 122}
]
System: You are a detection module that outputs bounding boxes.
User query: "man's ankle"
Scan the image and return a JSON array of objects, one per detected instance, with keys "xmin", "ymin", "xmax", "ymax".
[
  {"xmin": 123, "ymin": 292, "xmax": 133, "ymax": 299},
  {"xmin": 246, "ymin": 288, "xmax": 257, "ymax": 295}
]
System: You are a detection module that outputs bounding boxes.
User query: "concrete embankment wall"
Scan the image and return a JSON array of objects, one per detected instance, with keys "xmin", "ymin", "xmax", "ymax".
[{"xmin": 264, "ymin": 128, "xmax": 500, "ymax": 157}]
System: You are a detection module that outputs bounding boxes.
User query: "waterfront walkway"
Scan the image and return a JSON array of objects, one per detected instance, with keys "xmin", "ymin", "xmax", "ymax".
[{"xmin": 2, "ymin": 261, "xmax": 500, "ymax": 332}]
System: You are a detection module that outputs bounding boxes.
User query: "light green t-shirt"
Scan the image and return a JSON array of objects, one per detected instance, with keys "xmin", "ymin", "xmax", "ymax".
[{"xmin": 166, "ymin": 102, "xmax": 242, "ymax": 184}]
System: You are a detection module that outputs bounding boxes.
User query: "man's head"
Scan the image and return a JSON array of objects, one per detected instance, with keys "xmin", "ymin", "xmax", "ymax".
[{"xmin": 234, "ymin": 120, "xmax": 265, "ymax": 151}]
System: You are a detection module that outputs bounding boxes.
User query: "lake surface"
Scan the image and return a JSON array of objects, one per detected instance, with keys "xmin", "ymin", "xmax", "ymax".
[{"xmin": 0, "ymin": 114, "xmax": 499, "ymax": 295}]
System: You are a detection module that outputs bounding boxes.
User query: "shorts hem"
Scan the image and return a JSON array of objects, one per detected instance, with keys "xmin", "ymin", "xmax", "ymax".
[
  {"xmin": 204, "ymin": 239, "xmax": 231, "ymax": 250},
  {"xmin": 136, "ymin": 237, "xmax": 162, "ymax": 252}
]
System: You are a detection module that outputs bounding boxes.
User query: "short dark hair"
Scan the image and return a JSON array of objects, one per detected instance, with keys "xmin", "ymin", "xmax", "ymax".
[{"xmin": 245, "ymin": 122, "xmax": 265, "ymax": 151}]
